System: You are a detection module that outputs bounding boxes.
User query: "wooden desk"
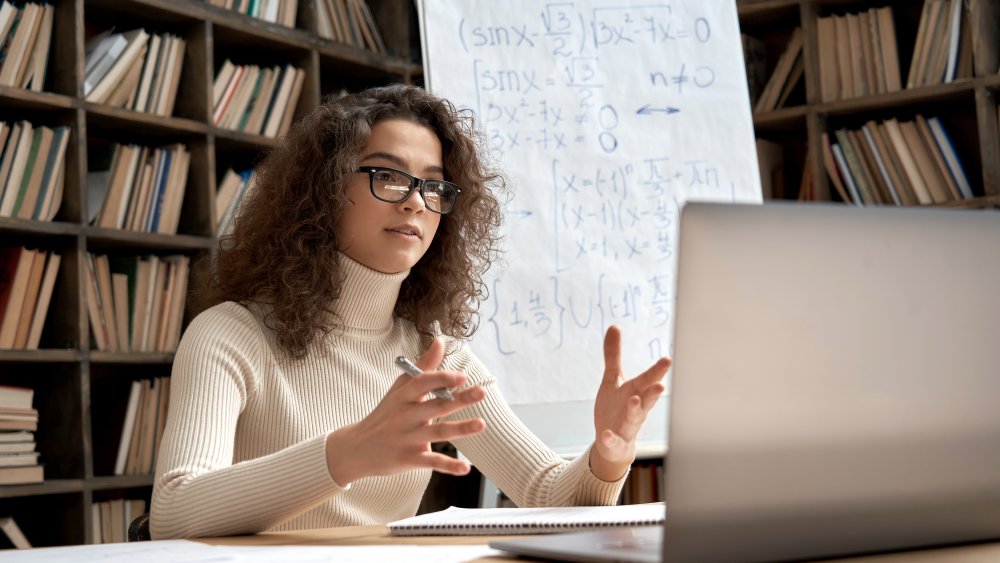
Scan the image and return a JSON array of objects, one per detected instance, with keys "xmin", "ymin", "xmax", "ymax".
[{"xmin": 200, "ymin": 525, "xmax": 1000, "ymax": 562}]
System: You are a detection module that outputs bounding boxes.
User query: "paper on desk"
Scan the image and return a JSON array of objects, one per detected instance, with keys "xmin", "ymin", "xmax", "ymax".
[
  {"xmin": 0, "ymin": 539, "xmax": 501, "ymax": 563},
  {"xmin": 389, "ymin": 503, "xmax": 666, "ymax": 535},
  {"xmin": 0, "ymin": 540, "xmax": 235, "ymax": 562},
  {"xmin": 220, "ymin": 545, "xmax": 502, "ymax": 562}
]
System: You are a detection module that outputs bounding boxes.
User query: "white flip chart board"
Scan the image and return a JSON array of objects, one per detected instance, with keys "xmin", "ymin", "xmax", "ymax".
[{"xmin": 419, "ymin": 0, "xmax": 761, "ymax": 454}]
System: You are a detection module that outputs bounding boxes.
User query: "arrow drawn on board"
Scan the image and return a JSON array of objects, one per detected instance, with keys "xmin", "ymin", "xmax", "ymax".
[
  {"xmin": 636, "ymin": 104, "xmax": 681, "ymax": 116},
  {"xmin": 508, "ymin": 210, "xmax": 534, "ymax": 219}
]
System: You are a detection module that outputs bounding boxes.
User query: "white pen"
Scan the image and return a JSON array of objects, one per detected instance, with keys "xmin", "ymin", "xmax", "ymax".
[{"xmin": 395, "ymin": 356, "xmax": 455, "ymax": 401}]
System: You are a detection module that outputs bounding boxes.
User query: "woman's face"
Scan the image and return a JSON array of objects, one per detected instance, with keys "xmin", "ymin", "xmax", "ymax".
[{"xmin": 337, "ymin": 119, "xmax": 444, "ymax": 274}]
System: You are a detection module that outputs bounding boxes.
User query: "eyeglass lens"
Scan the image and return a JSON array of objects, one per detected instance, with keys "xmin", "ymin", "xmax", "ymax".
[{"xmin": 370, "ymin": 168, "xmax": 457, "ymax": 213}]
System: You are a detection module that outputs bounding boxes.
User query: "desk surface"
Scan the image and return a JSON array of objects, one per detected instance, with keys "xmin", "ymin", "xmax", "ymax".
[{"xmin": 199, "ymin": 525, "xmax": 1000, "ymax": 563}]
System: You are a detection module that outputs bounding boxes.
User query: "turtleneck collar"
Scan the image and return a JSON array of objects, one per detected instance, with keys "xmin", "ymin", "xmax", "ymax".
[{"xmin": 332, "ymin": 253, "xmax": 410, "ymax": 338}]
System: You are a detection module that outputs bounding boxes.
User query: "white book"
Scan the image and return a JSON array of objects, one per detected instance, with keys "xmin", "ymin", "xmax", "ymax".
[
  {"xmin": 132, "ymin": 33, "xmax": 161, "ymax": 112},
  {"xmin": 0, "ymin": 516, "xmax": 30, "ymax": 549},
  {"xmin": 0, "ymin": 122, "xmax": 34, "ymax": 217},
  {"xmin": 25, "ymin": 252, "xmax": 61, "ymax": 350},
  {"xmin": 0, "ymin": 431, "xmax": 33, "ymax": 443},
  {"xmin": 145, "ymin": 34, "xmax": 171, "ymax": 114},
  {"xmin": 943, "ymin": 0, "xmax": 963, "ymax": 82},
  {"xmin": 0, "ymin": 386, "xmax": 33, "ymax": 410},
  {"xmin": 87, "ymin": 29, "xmax": 149, "ymax": 103},
  {"xmin": 0, "ymin": 441, "xmax": 34, "ymax": 452},
  {"xmin": 0, "ymin": 3, "xmax": 17, "ymax": 49},
  {"xmin": 0, "ymin": 452, "xmax": 39, "ymax": 466},
  {"xmin": 91, "ymin": 503, "xmax": 101, "ymax": 544},
  {"xmin": 84, "ymin": 33, "xmax": 128, "ymax": 96},
  {"xmin": 84, "ymin": 28, "xmax": 114, "ymax": 75},
  {"xmin": 157, "ymin": 36, "xmax": 185, "ymax": 116},
  {"xmin": 113, "ymin": 381, "xmax": 142, "ymax": 476},
  {"xmin": 214, "ymin": 169, "xmax": 242, "ymax": 227},
  {"xmin": 26, "ymin": 4, "xmax": 54, "ymax": 91},
  {"xmin": 212, "ymin": 59, "xmax": 236, "ymax": 109},
  {"xmin": 830, "ymin": 142, "xmax": 863, "ymax": 206},
  {"xmin": 0, "ymin": 4, "xmax": 39, "ymax": 87},
  {"xmin": 262, "ymin": 65, "xmax": 296, "ymax": 138},
  {"xmin": 861, "ymin": 126, "xmax": 901, "ymax": 206}
]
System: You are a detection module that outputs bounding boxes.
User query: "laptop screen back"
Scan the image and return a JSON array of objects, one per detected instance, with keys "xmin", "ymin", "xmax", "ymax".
[{"xmin": 664, "ymin": 202, "xmax": 1000, "ymax": 562}]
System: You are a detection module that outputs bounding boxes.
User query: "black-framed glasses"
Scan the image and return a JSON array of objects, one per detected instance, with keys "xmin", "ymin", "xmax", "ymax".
[{"xmin": 355, "ymin": 166, "xmax": 462, "ymax": 214}]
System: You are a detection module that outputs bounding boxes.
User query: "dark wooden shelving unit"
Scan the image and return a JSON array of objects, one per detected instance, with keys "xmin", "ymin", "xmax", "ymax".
[
  {"xmin": 0, "ymin": 0, "xmax": 419, "ymax": 547},
  {"xmin": 740, "ymin": 0, "xmax": 1000, "ymax": 206}
]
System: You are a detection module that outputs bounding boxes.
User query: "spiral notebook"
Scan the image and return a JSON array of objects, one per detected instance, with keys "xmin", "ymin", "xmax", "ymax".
[{"xmin": 387, "ymin": 503, "xmax": 665, "ymax": 536}]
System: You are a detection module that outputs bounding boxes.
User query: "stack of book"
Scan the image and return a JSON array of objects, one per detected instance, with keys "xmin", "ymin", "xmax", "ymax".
[
  {"xmin": 103, "ymin": 30, "xmax": 186, "ymax": 116},
  {"xmin": 314, "ymin": 0, "xmax": 386, "ymax": 54},
  {"xmin": 821, "ymin": 115, "xmax": 973, "ymax": 206},
  {"xmin": 753, "ymin": 27, "xmax": 802, "ymax": 113},
  {"xmin": 85, "ymin": 254, "xmax": 190, "ymax": 354},
  {"xmin": 84, "ymin": 28, "xmax": 187, "ymax": 114},
  {"xmin": 0, "ymin": 385, "xmax": 42, "ymax": 485},
  {"xmin": 212, "ymin": 61, "xmax": 305, "ymax": 138},
  {"xmin": 84, "ymin": 29, "xmax": 150, "ymax": 107},
  {"xmin": 0, "ymin": 247, "xmax": 61, "ymax": 351},
  {"xmin": 0, "ymin": 1, "xmax": 54, "ymax": 91},
  {"xmin": 906, "ymin": 0, "xmax": 972, "ymax": 88},
  {"xmin": 816, "ymin": 7, "xmax": 902, "ymax": 102},
  {"xmin": 114, "ymin": 376, "xmax": 169, "ymax": 476},
  {"xmin": 87, "ymin": 142, "xmax": 190, "ymax": 234},
  {"xmin": 0, "ymin": 121, "xmax": 70, "ymax": 221},
  {"xmin": 215, "ymin": 168, "xmax": 255, "ymax": 236},
  {"xmin": 205, "ymin": 0, "xmax": 298, "ymax": 28},
  {"xmin": 92, "ymin": 498, "xmax": 146, "ymax": 544}
]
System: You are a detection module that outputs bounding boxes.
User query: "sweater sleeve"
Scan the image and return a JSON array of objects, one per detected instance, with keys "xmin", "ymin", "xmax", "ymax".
[
  {"xmin": 150, "ymin": 303, "xmax": 344, "ymax": 539},
  {"xmin": 441, "ymin": 345, "xmax": 626, "ymax": 507}
]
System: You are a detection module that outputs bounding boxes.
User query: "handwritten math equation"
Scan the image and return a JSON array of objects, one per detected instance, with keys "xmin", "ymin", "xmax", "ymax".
[
  {"xmin": 486, "ymin": 154, "xmax": 737, "ymax": 361},
  {"xmin": 460, "ymin": 3, "xmax": 721, "ymax": 156},
  {"xmin": 441, "ymin": 2, "xmax": 754, "ymax": 370}
]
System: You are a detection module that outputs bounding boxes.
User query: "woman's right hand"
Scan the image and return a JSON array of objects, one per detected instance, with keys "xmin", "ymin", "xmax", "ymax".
[{"xmin": 324, "ymin": 337, "xmax": 486, "ymax": 485}]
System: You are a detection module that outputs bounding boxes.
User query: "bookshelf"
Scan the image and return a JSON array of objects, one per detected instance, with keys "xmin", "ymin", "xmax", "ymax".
[
  {"xmin": 0, "ymin": 0, "xmax": 420, "ymax": 548},
  {"xmin": 740, "ymin": 0, "xmax": 1000, "ymax": 208}
]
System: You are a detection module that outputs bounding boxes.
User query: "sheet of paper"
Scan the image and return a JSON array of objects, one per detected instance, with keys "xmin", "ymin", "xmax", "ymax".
[
  {"xmin": 0, "ymin": 540, "xmax": 237, "ymax": 562},
  {"xmin": 217, "ymin": 545, "xmax": 502, "ymax": 562},
  {"xmin": 0, "ymin": 539, "xmax": 500, "ymax": 563}
]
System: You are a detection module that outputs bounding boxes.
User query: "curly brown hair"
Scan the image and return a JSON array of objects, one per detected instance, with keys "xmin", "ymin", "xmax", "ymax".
[{"xmin": 198, "ymin": 84, "xmax": 506, "ymax": 359}]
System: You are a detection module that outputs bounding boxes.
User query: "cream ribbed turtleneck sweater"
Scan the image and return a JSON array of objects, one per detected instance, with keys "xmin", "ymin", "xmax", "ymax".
[{"xmin": 150, "ymin": 256, "xmax": 625, "ymax": 539}]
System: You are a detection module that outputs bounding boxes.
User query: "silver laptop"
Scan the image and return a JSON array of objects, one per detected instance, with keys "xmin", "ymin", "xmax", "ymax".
[{"xmin": 492, "ymin": 202, "xmax": 1000, "ymax": 562}]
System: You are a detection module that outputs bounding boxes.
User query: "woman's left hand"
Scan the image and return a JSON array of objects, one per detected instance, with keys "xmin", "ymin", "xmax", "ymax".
[{"xmin": 590, "ymin": 325, "xmax": 671, "ymax": 481}]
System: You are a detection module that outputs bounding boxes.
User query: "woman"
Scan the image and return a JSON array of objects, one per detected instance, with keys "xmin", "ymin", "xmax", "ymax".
[{"xmin": 151, "ymin": 84, "xmax": 669, "ymax": 539}]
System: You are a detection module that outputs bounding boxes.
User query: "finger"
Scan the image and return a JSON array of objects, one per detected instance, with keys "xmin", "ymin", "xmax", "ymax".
[
  {"xmin": 621, "ymin": 356, "xmax": 671, "ymax": 394},
  {"xmin": 602, "ymin": 325, "xmax": 623, "ymax": 384},
  {"xmin": 615, "ymin": 395, "xmax": 646, "ymax": 440},
  {"xmin": 418, "ymin": 384, "xmax": 485, "ymax": 419},
  {"xmin": 416, "ymin": 337, "xmax": 445, "ymax": 372},
  {"xmin": 423, "ymin": 418, "xmax": 486, "ymax": 442},
  {"xmin": 638, "ymin": 382, "xmax": 666, "ymax": 412},
  {"xmin": 419, "ymin": 451, "xmax": 472, "ymax": 476},
  {"xmin": 400, "ymin": 371, "xmax": 468, "ymax": 402}
]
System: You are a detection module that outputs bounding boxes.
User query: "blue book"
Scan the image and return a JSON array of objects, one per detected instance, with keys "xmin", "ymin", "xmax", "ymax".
[
  {"xmin": 926, "ymin": 116, "xmax": 973, "ymax": 199},
  {"xmin": 147, "ymin": 149, "xmax": 172, "ymax": 232}
]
